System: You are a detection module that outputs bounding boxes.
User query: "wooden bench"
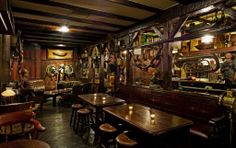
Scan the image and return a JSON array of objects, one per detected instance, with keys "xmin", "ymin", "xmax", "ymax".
[{"xmin": 116, "ymin": 85, "xmax": 229, "ymax": 147}]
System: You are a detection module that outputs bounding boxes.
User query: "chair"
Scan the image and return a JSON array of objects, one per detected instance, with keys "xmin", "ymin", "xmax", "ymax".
[
  {"xmin": 81, "ymin": 83, "xmax": 92, "ymax": 94},
  {"xmin": 99, "ymin": 123, "xmax": 117, "ymax": 148},
  {"xmin": 0, "ymin": 111, "xmax": 46, "ymax": 142},
  {"xmin": 208, "ymin": 115, "xmax": 229, "ymax": 148}
]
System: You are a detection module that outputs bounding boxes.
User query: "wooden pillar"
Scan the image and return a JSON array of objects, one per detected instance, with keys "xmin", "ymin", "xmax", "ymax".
[
  {"xmin": 35, "ymin": 45, "xmax": 41, "ymax": 79},
  {"xmin": 161, "ymin": 23, "xmax": 172, "ymax": 90},
  {"xmin": 0, "ymin": 35, "xmax": 11, "ymax": 91}
]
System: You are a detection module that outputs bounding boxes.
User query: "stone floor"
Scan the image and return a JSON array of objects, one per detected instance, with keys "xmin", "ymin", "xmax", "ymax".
[{"xmin": 37, "ymin": 101, "xmax": 98, "ymax": 148}]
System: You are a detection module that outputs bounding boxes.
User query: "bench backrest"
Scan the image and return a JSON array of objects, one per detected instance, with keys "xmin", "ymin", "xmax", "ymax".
[
  {"xmin": 118, "ymin": 85, "xmax": 223, "ymax": 122},
  {"xmin": 0, "ymin": 101, "xmax": 35, "ymax": 114}
]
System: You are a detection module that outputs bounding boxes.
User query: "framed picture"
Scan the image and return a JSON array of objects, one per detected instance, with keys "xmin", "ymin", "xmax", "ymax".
[{"xmin": 48, "ymin": 49, "xmax": 73, "ymax": 59}]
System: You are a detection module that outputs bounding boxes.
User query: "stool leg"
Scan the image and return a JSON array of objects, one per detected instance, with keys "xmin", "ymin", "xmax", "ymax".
[
  {"xmin": 75, "ymin": 114, "xmax": 80, "ymax": 132},
  {"xmin": 73, "ymin": 110, "xmax": 77, "ymax": 129},
  {"xmin": 70, "ymin": 109, "xmax": 74, "ymax": 127}
]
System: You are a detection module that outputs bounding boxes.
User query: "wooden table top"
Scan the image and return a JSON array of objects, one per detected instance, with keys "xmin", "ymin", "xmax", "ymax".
[
  {"xmin": 0, "ymin": 139, "xmax": 51, "ymax": 148},
  {"xmin": 78, "ymin": 93, "xmax": 125, "ymax": 107},
  {"xmin": 103, "ymin": 103, "xmax": 193, "ymax": 136}
]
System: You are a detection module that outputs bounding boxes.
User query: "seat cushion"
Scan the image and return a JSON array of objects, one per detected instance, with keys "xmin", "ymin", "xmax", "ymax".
[
  {"xmin": 71, "ymin": 104, "xmax": 83, "ymax": 109},
  {"xmin": 116, "ymin": 133, "xmax": 138, "ymax": 146},
  {"xmin": 99, "ymin": 123, "xmax": 117, "ymax": 133},
  {"xmin": 77, "ymin": 108, "xmax": 91, "ymax": 114}
]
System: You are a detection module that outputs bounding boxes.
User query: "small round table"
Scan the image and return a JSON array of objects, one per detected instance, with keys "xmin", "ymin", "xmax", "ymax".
[{"xmin": 0, "ymin": 140, "xmax": 51, "ymax": 148}]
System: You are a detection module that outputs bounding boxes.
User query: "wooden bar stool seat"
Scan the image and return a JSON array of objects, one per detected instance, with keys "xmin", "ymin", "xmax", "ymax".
[
  {"xmin": 77, "ymin": 108, "xmax": 91, "ymax": 114},
  {"xmin": 116, "ymin": 133, "xmax": 138, "ymax": 147},
  {"xmin": 75, "ymin": 108, "xmax": 93, "ymax": 132},
  {"xmin": 99, "ymin": 123, "xmax": 117, "ymax": 133},
  {"xmin": 70, "ymin": 103, "xmax": 83, "ymax": 128},
  {"xmin": 99, "ymin": 123, "xmax": 117, "ymax": 148}
]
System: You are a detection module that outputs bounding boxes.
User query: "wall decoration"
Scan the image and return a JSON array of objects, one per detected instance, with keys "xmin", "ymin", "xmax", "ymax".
[
  {"xmin": 48, "ymin": 49, "xmax": 73, "ymax": 59},
  {"xmin": 46, "ymin": 64, "xmax": 58, "ymax": 77}
]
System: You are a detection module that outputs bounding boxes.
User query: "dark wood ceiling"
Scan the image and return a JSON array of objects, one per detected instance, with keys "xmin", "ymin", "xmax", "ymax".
[{"xmin": 11, "ymin": 0, "xmax": 202, "ymax": 48}]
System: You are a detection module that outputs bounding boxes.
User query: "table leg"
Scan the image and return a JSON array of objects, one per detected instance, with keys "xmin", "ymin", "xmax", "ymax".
[{"xmin": 53, "ymin": 95, "xmax": 56, "ymax": 107}]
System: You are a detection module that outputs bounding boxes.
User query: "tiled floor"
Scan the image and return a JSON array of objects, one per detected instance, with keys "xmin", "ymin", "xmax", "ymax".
[{"xmin": 37, "ymin": 101, "xmax": 98, "ymax": 148}]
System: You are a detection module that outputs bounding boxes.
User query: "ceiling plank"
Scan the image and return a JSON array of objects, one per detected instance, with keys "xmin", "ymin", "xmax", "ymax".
[
  {"xmin": 20, "ymin": 0, "xmax": 140, "ymax": 22},
  {"xmin": 12, "ymin": 7, "xmax": 126, "ymax": 29},
  {"xmin": 105, "ymin": 0, "xmax": 162, "ymax": 13},
  {"xmin": 14, "ymin": 17, "xmax": 116, "ymax": 34}
]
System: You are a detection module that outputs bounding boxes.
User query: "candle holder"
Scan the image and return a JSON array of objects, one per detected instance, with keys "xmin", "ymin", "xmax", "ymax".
[
  {"xmin": 151, "ymin": 119, "xmax": 155, "ymax": 125},
  {"xmin": 129, "ymin": 110, "xmax": 133, "ymax": 115}
]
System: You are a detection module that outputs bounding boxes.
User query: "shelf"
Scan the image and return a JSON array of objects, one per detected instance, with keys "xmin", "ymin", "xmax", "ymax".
[{"xmin": 183, "ymin": 46, "xmax": 236, "ymax": 56}]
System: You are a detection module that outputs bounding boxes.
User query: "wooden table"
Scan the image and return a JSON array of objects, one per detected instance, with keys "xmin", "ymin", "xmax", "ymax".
[
  {"xmin": 44, "ymin": 88, "xmax": 72, "ymax": 106},
  {"xmin": 103, "ymin": 103, "xmax": 193, "ymax": 136},
  {"xmin": 0, "ymin": 139, "xmax": 51, "ymax": 148},
  {"xmin": 78, "ymin": 93, "xmax": 125, "ymax": 125}
]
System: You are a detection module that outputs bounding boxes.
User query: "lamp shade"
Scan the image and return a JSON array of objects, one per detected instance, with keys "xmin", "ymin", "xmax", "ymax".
[{"xmin": 1, "ymin": 87, "xmax": 16, "ymax": 97}]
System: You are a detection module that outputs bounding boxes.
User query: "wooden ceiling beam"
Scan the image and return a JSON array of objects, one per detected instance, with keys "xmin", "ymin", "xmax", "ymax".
[
  {"xmin": 23, "ymin": 38, "xmax": 89, "ymax": 45},
  {"xmin": 105, "ymin": 0, "xmax": 162, "ymax": 13},
  {"xmin": 174, "ymin": 0, "xmax": 200, "ymax": 5},
  {"xmin": 15, "ymin": 23, "xmax": 106, "ymax": 37},
  {"xmin": 14, "ymin": 17, "xmax": 116, "ymax": 34},
  {"xmin": 24, "ymin": 41, "xmax": 82, "ymax": 48},
  {"xmin": 20, "ymin": 0, "xmax": 140, "ymax": 22},
  {"xmin": 12, "ymin": 7, "xmax": 126, "ymax": 29},
  {"xmin": 116, "ymin": 0, "xmax": 225, "ymax": 38},
  {"xmin": 21, "ymin": 31, "xmax": 100, "ymax": 41},
  {"xmin": 22, "ymin": 35, "xmax": 93, "ymax": 43},
  {"xmin": 216, "ymin": 4, "xmax": 236, "ymax": 20}
]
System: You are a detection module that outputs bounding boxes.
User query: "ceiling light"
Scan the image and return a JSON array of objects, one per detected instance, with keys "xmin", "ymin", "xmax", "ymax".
[
  {"xmin": 201, "ymin": 35, "xmax": 214, "ymax": 44},
  {"xmin": 58, "ymin": 26, "xmax": 69, "ymax": 32},
  {"xmin": 57, "ymin": 44, "xmax": 65, "ymax": 47}
]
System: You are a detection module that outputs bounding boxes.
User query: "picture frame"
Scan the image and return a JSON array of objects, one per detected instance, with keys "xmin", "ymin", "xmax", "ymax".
[{"xmin": 48, "ymin": 49, "xmax": 73, "ymax": 59}]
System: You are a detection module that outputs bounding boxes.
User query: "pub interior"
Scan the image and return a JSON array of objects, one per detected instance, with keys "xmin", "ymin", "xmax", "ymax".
[{"xmin": 0, "ymin": 0, "xmax": 236, "ymax": 148}]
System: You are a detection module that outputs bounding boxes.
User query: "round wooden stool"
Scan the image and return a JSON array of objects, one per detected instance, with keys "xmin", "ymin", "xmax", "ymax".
[
  {"xmin": 116, "ymin": 133, "xmax": 138, "ymax": 148},
  {"xmin": 75, "ymin": 108, "xmax": 93, "ymax": 132},
  {"xmin": 70, "ymin": 103, "xmax": 83, "ymax": 128},
  {"xmin": 99, "ymin": 123, "xmax": 117, "ymax": 148},
  {"xmin": 0, "ymin": 139, "xmax": 51, "ymax": 148}
]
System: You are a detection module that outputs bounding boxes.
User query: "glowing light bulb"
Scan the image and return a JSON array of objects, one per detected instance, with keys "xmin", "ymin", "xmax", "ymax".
[
  {"xmin": 201, "ymin": 35, "xmax": 214, "ymax": 44},
  {"xmin": 58, "ymin": 26, "xmax": 69, "ymax": 32}
]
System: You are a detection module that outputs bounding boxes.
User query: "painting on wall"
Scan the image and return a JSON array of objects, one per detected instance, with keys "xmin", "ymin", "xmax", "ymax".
[{"xmin": 48, "ymin": 49, "xmax": 73, "ymax": 59}]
